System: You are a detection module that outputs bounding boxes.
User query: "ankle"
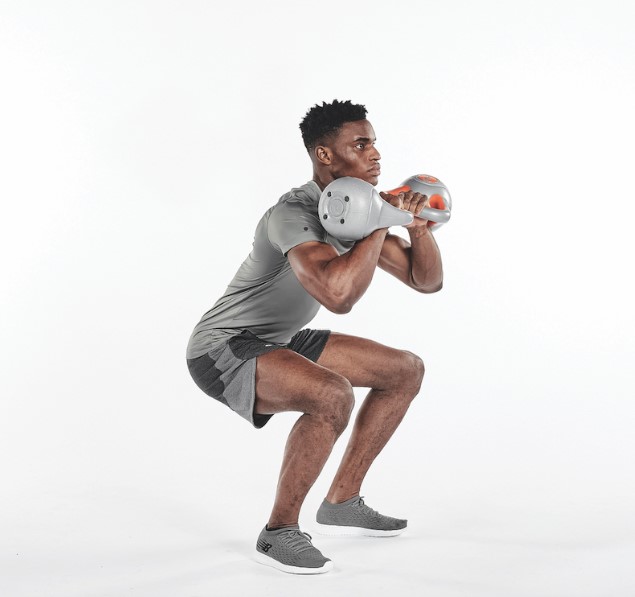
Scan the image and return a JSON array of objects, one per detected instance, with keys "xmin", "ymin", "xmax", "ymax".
[
  {"xmin": 325, "ymin": 491, "xmax": 360, "ymax": 505},
  {"xmin": 266, "ymin": 523, "xmax": 298, "ymax": 531},
  {"xmin": 267, "ymin": 518, "xmax": 299, "ymax": 529}
]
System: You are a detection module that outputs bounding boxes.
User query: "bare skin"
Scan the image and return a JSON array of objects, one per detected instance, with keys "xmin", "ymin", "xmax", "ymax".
[{"xmin": 255, "ymin": 118, "xmax": 443, "ymax": 528}]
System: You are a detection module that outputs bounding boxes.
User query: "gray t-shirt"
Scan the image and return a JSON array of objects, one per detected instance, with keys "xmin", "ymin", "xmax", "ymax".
[{"xmin": 187, "ymin": 180, "xmax": 355, "ymax": 359}]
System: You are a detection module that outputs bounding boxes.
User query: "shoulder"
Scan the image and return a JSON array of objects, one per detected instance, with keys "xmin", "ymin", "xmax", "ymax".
[
  {"xmin": 273, "ymin": 180, "xmax": 321, "ymax": 213},
  {"xmin": 283, "ymin": 180, "xmax": 321, "ymax": 205},
  {"xmin": 269, "ymin": 181, "xmax": 322, "ymax": 224},
  {"xmin": 267, "ymin": 181, "xmax": 326, "ymax": 254}
]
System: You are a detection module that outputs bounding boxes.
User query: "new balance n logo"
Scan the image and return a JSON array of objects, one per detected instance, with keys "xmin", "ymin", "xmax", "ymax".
[{"xmin": 257, "ymin": 539, "xmax": 272, "ymax": 553}]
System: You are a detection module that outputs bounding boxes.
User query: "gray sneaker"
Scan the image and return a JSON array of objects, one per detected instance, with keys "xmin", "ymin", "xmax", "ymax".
[
  {"xmin": 315, "ymin": 496, "xmax": 407, "ymax": 537},
  {"xmin": 255, "ymin": 525, "xmax": 333, "ymax": 574}
]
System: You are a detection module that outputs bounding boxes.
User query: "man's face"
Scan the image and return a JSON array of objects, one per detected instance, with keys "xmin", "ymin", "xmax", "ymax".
[{"xmin": 325, "ymin": 119, "xmax": 381, "ymax": 185}]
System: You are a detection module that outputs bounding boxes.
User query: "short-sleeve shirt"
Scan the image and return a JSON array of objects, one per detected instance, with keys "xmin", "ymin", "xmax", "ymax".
[{"xmin": 186, "ymin": 180, "xmax": 355, "ymax": 359}]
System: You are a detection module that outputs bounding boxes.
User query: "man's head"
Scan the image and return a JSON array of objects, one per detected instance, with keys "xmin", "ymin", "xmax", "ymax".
[{"xmin": 299, "ymin": 100, "xmax": 381, "ymax": 187}]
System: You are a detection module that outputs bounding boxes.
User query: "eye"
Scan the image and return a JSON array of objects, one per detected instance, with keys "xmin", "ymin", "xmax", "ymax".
[{"xmin": 355, "ymin": 142, "xmax": 365, "ymax": 149}]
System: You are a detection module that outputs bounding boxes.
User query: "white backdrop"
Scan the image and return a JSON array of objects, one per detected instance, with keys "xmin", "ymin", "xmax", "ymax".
[{"xmin": 1, "ymin": 1, "xmax": 634, "ymax": 596}]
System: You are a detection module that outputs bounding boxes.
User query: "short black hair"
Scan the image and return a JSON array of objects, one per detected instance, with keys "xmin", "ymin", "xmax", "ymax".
[{"xmin": 299, "ymin": 99, "xmax": 368, "ymax": 151}]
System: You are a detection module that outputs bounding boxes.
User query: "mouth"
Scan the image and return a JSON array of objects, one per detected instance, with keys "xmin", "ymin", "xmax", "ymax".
[{"xmin": 368, "ymin": 166, "xmax": 381, "ymax": 176}]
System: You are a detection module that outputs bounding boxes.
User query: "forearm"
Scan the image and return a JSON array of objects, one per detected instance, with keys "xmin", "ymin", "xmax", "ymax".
[
  {"xmin": 321, "ymin": 228, "xmax": 388, "ymax": 311},
  {"xmin": 407, "ymin": 227, "xmax": 443, "ymax": 292}
]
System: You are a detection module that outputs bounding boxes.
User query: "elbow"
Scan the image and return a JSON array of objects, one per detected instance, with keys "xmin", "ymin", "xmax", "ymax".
[
  {"xmin": 420, "ymin": 282, "xmax": 443, "ymax": 294},
  {"xmin": 327, "ymin": 304, "xmax": 353, "ymax": 315},
  {"xmin": 413, "ymin": 278, "xmax": 443, "ymax": 294},
  {"xmin": 323, "ymin": 286, "xmax": 355, "ymax": 314},
  {"xmin": 325, "ymin": 296, "xmax": 354, "ymax": 314},
  {"xmin": 333, "ymin": 302, "xmax": 354, "ymax": 314}
]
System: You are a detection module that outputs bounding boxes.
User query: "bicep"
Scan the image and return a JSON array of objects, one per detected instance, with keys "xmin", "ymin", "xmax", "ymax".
[{"xmin": 287, "ymin": 242, "xmax": 344, "ymax": 310}]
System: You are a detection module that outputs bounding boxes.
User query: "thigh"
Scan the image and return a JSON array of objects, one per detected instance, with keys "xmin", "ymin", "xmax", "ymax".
[
  {"xmin": 316, "ymin": 332, "xmax": 418, "ymax": 389},
  {"xmin": 254, "ymin": 348, "xmax": 352, "ymax": 416}
]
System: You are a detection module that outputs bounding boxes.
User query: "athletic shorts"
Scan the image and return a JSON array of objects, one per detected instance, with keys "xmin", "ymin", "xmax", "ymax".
[{"xmin": 186, "ymin": 328, "xmax": 331, "ymax": 428}]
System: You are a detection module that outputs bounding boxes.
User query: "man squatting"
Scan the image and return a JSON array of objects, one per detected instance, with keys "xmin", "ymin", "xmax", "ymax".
[{"xmin": 186, "ymin": 99, "xmax": 443, "ymax": 574}]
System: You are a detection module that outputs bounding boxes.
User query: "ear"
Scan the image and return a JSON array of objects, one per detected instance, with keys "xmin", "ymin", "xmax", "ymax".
[{"xmin": 314, "ymin": 145, "xmax": 332, "ymax": 165}]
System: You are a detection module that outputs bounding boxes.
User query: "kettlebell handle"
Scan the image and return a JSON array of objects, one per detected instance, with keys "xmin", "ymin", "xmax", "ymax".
[{"xmin": 385, "ymin": 185, "xmax": 451, "ymax": 224}]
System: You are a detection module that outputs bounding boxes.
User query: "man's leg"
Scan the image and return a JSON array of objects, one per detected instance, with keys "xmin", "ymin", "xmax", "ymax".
[
  {"xmin": 254, "ymin": 348, "xmax": 355, "ymax": 529},
  {"xmin": 315, "ymin": 333, "xmax": 425, "ymax": 503}
]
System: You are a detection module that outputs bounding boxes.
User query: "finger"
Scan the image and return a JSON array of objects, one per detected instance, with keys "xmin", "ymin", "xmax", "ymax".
[
  {"xmin": 402, "ymin": 191, "xmax": 416, "ymax": 211},
  {"xmin": 413, "ymin": 192, "xmax": 427, "ymax": 203},
  {"xmin": 414, "ymin": 193, "xmax": 429, "ymax": 214},
  {"xmin": 410, "ymin": 193, "xmax": 426, "ymax": 213},
  {"xmin": 379, "ymin": 192, "xmax": 395, "ymax": 204},
  {"xmin": 382, "ymin": 193, "xmax": 402, "ymax": 209}
]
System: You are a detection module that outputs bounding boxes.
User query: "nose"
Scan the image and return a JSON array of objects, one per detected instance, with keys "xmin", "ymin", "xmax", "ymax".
[{"xmin": 371, "ymin": 144, "xmax": 381, "ymax": 161}]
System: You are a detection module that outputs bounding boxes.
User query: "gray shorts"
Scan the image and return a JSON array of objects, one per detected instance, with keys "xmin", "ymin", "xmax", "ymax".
[{"xmin": 186, "ymin": 328, "xmax": 331, "ymax": 428}]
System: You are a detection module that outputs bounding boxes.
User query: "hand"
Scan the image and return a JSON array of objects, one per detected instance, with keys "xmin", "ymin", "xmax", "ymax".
[{"xmin": 379, "ymin": 191, "xmax": 430, "ymax": 229}]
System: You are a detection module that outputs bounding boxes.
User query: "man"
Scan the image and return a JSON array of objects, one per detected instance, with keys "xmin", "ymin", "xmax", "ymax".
[{"xmin": 187, "ymin": 100, "xmax": 443, "ymax": 574}]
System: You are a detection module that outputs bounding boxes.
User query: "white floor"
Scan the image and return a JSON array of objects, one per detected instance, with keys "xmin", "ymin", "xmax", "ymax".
[
  {"xmin": 3, "ymin": 390, "xmax": 635, "ymax": 597},
  {"xmin": 4, "ymin": 484, "xmax": 634, "ymax": 597}
]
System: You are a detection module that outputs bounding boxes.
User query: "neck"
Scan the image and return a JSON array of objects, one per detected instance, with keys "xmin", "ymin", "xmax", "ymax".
[{"xmin": 312, "ymin": 170, "xmax": 335, "ymax": 191}]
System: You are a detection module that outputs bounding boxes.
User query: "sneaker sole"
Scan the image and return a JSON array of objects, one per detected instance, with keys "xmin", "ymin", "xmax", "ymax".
[
  {"xmin": 314, "ymin": 522, "xmax": 406, "ymax": 537},
  {"xmin": 254, "ymin": 550, "xmax": 333, "ymax": 574}
]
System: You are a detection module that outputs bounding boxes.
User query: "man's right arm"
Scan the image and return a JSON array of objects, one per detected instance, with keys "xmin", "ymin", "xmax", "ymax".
[{"xmin": 287, "ymin": 229, "xmax": 389, "ymax": 314}]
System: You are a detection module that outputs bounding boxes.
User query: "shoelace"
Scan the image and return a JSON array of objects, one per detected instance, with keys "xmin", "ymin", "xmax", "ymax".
[
  {"xmin": 282, "ymin": 530, "xmax": 315, "ymax": 553},
  {"xmin": 356, "ymin": 496, "xmax": 380, "ymax": 516}
]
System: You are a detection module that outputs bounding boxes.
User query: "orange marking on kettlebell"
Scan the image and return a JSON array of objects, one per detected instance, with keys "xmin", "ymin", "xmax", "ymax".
[
  {"xmin": 386, "ymin": 185, "xmax": 411, "ymax": 195},
  {"xmin": 429, "ymin": 194, "xmax": 445, "ymax": 209},
  {"xmin": 427, "ymin": 194, "xmax": 446, "ymax": 227},
  {"xmin": 417, "ymin": 174, "xmax": 439, "ymax": 183}
]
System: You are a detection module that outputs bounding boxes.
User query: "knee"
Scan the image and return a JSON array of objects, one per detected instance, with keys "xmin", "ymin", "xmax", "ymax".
[
  {"xmin": 316, "ymin": 377, "xmax": 354, "ymax": 434},
  {"xmin": 397, "ymin": 351, "xmax": 425, "ymax": 395}
]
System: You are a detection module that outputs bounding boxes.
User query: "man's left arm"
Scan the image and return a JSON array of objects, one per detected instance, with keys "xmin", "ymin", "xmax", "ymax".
[
  {"xmin": 377, "ymin": 190, "xmax": 443, "ymax": 293},
  {"xmin": 378, "ymin": 228, "xmax": 443, "ymax": 293}
]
